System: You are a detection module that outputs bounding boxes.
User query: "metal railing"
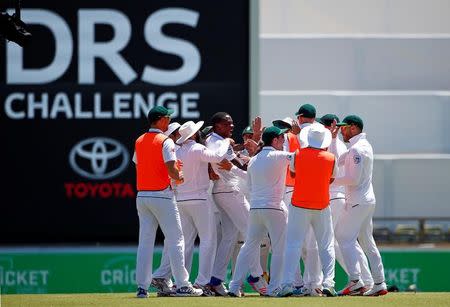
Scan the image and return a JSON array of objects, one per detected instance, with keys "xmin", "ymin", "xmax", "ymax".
[{"xmin": 373, "ymin": 217, "xmax": 450, "ymax": 243}]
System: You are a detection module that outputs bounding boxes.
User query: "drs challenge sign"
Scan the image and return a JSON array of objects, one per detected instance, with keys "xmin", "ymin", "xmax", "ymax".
[{"xmin": 0, "ymin": 1, "xmax": 249, "ymax": 243}]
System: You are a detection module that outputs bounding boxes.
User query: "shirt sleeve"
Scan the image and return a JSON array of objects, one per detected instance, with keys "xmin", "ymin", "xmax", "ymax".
[
  {"xmin": 331, "ymin": 156, "xmax": 338, "ymax": 178},
  {"xmin": 197, "ymin": 145, "xmax": 228, "ymax": 163},
  {"xmin": 276, "ymin": 151, "xmax": 295, "ymax": 166},
  {"xmin": 289, "ymin": 151, "xmax": 297, "ymax": 172},
  {"xmin": 230, "ymin": 165, "xmax": 247, "ymax": 180},
  {"xmin": 246, "ymin": 163, "xmax": 253, "ymax": 196},
  {"xmin": 333, "ymin": 148, "xmax": 363, "ymax": 186},
  {"xmin": 162, "ymin": 138, "xmax": 177, "ymax": 162}
]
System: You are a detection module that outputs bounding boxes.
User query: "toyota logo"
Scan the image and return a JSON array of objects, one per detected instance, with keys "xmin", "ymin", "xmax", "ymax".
[{"xmin": 69, "ymin": 137, "xmax": 130, "ymax": 180}]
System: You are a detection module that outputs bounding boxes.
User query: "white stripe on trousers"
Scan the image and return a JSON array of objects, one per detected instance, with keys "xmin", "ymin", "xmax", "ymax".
[{"xmin": 135, "ymin": 196, "xmax": 189, "ymax": 289}]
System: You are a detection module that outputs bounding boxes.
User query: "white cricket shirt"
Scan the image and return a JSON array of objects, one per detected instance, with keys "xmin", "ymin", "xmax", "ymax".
[
  {"xmin": 247, "ymin": 147, "xmax": 294, "ymax": 210},
  {"xmin": 175, "ymin": 139, "xmax": 228, "ymax": 201},
  {"xmin": 205, "ymin": 132, "xmax": 244, "ymax": 193},
  {"xmin": 328, "ymin": 137, "xmax": 347, "ymax": 198},
  {"xmin": 333, "ymin": 133, "xmax": 376, "ymax": 205}
]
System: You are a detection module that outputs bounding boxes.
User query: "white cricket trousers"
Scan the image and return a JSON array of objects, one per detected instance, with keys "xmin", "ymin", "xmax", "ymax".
[
  {"xmin": 282, "ymin": 204, "xmax": 335, "ymax": 289},
  {"xmin": 283, "ymin": 188, "xmax": 304, "ymax": 287},
  {"xmin": 153, "ymin": 198, "xmax": 217, "ymax": 286},
  {"xmin": 229, "ymin": 208, "xmax": 287, "ymax": 294},
  {"xmin": 211, "ymin": 191, "xmax": 262, "ymax": 281},
  {"xmin": 178, "ymin": 199, "xmax": 217, "ymax": 285},
  {"xmin": 335, "ymin": 204, "xmax": 385, "ymax": 284},
  {"xmin": 135, "ymin": 196, "xmax": 189, "ymax": 289},
  {"xmin": 331, "ymin": 198, "xmax": 374, "ymax": 287}
]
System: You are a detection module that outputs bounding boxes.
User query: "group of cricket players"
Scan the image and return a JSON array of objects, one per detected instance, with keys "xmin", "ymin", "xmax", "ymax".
[{"xmin": 133, "ymin": 103, "xmax": 388, "ymax": 298}]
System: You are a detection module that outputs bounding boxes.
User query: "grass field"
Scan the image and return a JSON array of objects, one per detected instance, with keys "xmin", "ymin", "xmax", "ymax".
[{"xmin": 2, "ymin": 292, "xmax": 450, "ymax": 307}]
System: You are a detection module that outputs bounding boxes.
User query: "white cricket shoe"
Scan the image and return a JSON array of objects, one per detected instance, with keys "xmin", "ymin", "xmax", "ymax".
[
  {"xmin": 175, "ymin": 284, "xmax": 203, "ymax": 296},
  {"xmin": 338, "ymin": 279, "xmax": 365, "ymax": 296},
  {"xmin": 363, "ymin": 282, "xmax": 388, "ymax": 296}
]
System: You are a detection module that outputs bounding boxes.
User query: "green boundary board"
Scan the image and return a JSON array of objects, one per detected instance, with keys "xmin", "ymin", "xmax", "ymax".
[{"xmin": 0, "ymin": 248, "xmax": 448, "ymax": 294}]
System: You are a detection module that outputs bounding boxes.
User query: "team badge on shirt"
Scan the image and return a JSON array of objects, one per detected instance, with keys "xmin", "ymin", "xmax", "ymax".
[{"xmin": 353, "ymin": 154, "xmax": 361, "ymax": 164}]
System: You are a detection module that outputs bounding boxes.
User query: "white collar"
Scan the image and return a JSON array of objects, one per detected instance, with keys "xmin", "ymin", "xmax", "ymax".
[
  {"xmin": 262, "ymin": 146, "xmax": 276, "ymax": 151},
  {"xmin": 182, "ymin": 139, "xmax": 196, "ymax": 146},
  {"xmin": 148, "ymin": 128, "xmax": 163, "ymax": 133},
  {"xmin": 300, "ymin": 122, "xmax": 312, "ymax": 129},
  {"xmin": 211, "ymin": 132, "xmax": 225, "ymax": 140},
  {"xmin": 349, "ymin": 133, "xmax": 366, "ymax": 146}
]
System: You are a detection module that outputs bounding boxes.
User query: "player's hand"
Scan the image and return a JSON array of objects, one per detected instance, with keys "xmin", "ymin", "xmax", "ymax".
[
  {"xmin": 330, "ymin": 119, "xmax": 339, "ymax": 139},
  {"xmin": 218, "ymin": 159, "xmax": 233, "ymax": 171},
  {"xmin": 233, "ymin": 143, "xmax": 245, "ymax": 151},
  {"xmin": 227, "ymin": 138, "xmax": 236, "ymax": 147},
  {"xmin": 252, "ymin": 116, "xmax": 263, "ymax": 142},
  {"xmin": 208, "ymin": 164, "xmax": 220, "ymax": 180},
  {"xmin": 175, "ymin": 171, "xmax": 184, "ymax": 184},
  {"xmin": 244, "ymin": 139, "xmax": 258, "ymax": 156},
  {"xmin": 291, "ymin": 120, "xmax": 301, "ymax": 135},
  {"xmin": 238, "ymin": 153, "xmax": 251, "ymax": 164}
]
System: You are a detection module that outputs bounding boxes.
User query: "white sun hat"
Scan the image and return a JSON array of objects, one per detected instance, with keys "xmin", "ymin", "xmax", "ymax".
[
  {"xmin": 164, "ymin": 122, "xmax": 181, "ymax": 136},
  {"xmin": 299, "ymin": 122, "xmax": 332, "ymax": 149},
  {"xmin": 176, "ymin": 121, "xmax": 204, "ymax": 144}
]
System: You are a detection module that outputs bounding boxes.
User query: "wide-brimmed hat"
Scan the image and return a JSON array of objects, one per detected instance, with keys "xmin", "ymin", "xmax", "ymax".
[
  {"xmin": 176, "ymin": 121, "xmax": 204, "ymax": 144},
  {"xmin": 164, "ymin": 122, "xmax": 181, "ymax": 136},
  {"xmin": 299, "ymin": 123, "xmax": 332, "ymax": 149}
]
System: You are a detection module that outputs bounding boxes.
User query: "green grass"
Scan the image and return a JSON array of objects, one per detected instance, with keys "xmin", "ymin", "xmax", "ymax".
[{"xmin": 2, "ymin": 293, "xmax": 450, "ymax": 307}]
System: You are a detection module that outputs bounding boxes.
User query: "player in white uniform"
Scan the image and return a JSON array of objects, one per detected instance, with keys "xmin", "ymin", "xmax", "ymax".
[
  {"xmin": 278, "ymin": 104, "xmax": 324, "ymax": 295},
  {"xmin": 334, "ymin": 115, "xmax": 388, "ymax": 296},
  {"xmin": 150, "ymin": 122, "xmax": 181, "ymax": 294},
  {"xmin": 320, "ymin": 114, "xmax": 375, "ymax": 294},
  {"xmin": 228, "ymin": 126, "xmax": 293, "ymax": 297},
  {"xmin": 133, "ymin": 106, "xmax": 202, "ymax": 298},
  {"xmin": 231, "ymin": 126, "xmax": 271, "ymax": 283},
  {"xmin": 206, "ymin": 112, "xmax": 264, "ymax": 296},
  {"xmin": 174, "ymin": 120, "xmax": 233, "ymax": 295}
]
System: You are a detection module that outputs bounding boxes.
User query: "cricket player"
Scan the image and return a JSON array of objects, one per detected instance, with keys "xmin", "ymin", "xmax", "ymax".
[
  {"xmin": 334, "ymin": 115, "xmax": 388, "ymax": 296},
  {"xmin": 133, "ymin": 106, "xmax": 202, "ymax": 297},
  {"xmin": 275, "ymin": 104, "xmax": 324, "ymax": 294},
  {"xmin": 279, "ymin": 123, "xmax": 338, "ymax": 297},
  {"xmin": 150, "ymin": 122, "xmax": 181, "ymax": 295},
  {"xmin": 228, "ymin": 126, "xmax": 293, "ymax": 297},
  {"xmin": 320, "ymin": 114, "xmax": 375, "ymax": 294},
  {"xmin": 206, "ymin": 112, "xmax": 264, "ymax": 296},
  {"xmin": 174, "ymin": 120, "xmax": 234, "ymax": 295}
]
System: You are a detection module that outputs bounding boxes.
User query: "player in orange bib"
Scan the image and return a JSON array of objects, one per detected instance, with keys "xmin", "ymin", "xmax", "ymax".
[{"xmin": 279, "ymin": 123, "xmax": 338, "ymax": 297}]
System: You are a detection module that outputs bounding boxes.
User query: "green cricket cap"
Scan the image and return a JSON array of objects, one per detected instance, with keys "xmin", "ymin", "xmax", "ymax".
[
  {"xmin": 295, "ymin": 103, "xmax": 316, "ymax": 118},
  {"xmin": 147, "ymin": 106, "xmax": 174, "ymax": 122},
  {"xmin": 336, "ymin": 115, "xmax": 364, "ymax": 130},
  {"xmin": 242, "ymin": 125, "xmax": 254, "ymax": 136},
  {"xmin": 319, "ymin": 114, "xmax": 340, "ymax": 127},
  {"xmin": 262, "ymin": 126, "xmax": 288, "ymax": 145}
]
